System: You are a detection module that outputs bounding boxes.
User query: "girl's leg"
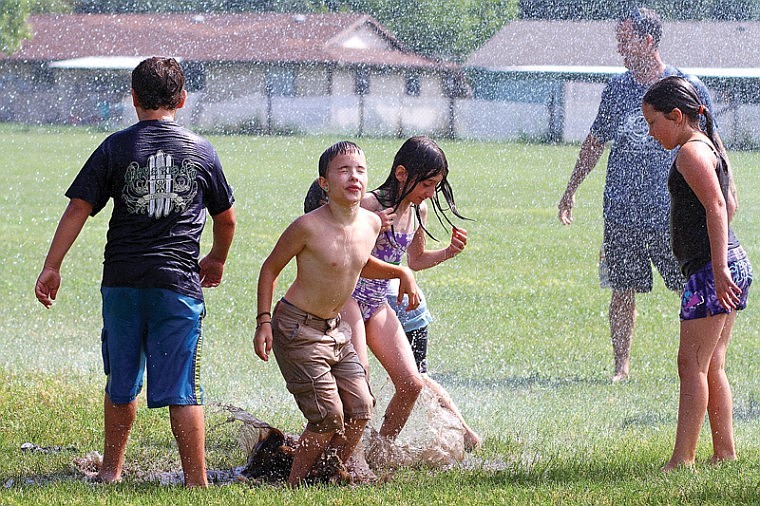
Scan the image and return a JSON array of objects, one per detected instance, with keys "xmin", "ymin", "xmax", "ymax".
[
  {"xmin": 707, "ymin": 311, "xmax": 737, "ymax": 464},
  {"xmin": 663, "ymin": 313, "xmax": 727, "ymax": 472},
  {"xmin": 366, "ymin": 305, "xmax": 423, "ymax": 440},
  {"xmin": 342, "ymin": 299, "xmax": 369, "ymax": 375}
]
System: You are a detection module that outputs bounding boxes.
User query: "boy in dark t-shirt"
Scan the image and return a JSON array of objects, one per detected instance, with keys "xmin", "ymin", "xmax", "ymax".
[{"xmin": 34, "ymin": 57, "xmax": 236, "ymax": 487}]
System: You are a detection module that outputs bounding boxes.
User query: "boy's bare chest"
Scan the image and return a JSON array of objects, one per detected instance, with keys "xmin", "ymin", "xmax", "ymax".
[{"xmin": 315, "ymin": 227, "xmax": 374, "ymax": 271}]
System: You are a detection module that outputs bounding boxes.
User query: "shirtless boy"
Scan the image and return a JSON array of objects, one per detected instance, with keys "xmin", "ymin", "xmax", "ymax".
[{"xmin": 253, "ymin": 141, "xmax": 418, "ymax": 486}]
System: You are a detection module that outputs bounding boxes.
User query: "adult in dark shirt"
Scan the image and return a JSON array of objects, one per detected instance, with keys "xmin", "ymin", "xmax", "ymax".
[
  {"xmin": 558, "ymin": 7, "xmax": 713, "ymax": 382},
  {"xmin": 35, "ymin": 57, "xmax": 236, "ymax": 487}
]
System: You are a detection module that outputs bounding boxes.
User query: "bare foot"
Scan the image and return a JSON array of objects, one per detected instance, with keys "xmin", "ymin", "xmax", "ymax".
[
  {"xmin": 464, "ymin": 430, "xmax": 481, "ymax": 452},
  {"xmin": 661, "ymin": 459, "xmax": 694, "ymax": 473},
  {"xmin": 345, "ymin": 447, "xmax": 377, "ymax": 484},
  {"xmin": 710, "ymin": 454, "xmax": 737, "ymax": 466},
  {"xmin": 611, "ymin": 371, "xmax": 629, "ymax": 383},
  {"xmin": 91, "ymin": 471, "xmax": 123, "ymax": 484}
]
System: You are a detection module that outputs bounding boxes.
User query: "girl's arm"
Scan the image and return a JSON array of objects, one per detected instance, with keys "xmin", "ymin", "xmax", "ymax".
[
  {"xmin": 726, "ymin": 162, "xmax": 738, "ymax": 222},
  {"xmin": 677, "ymin": 144, "xmax": 741, "ymax": 310},
  {"xmin": 406, "ymin": 203, "xmax": 467, "ymax": 271}
]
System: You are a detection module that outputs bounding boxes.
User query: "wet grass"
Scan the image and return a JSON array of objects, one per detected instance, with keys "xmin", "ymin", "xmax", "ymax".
[{"xmin": 1, "ymin": 124, "xmax": 758, "ymax": 504}]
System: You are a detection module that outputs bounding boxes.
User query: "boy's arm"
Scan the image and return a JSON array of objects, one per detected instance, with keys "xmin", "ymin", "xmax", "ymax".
[
  {"xmin": 199, "ymin": 207, "xmax": 236, "ymax": 288},
  {"xmin": 360, "ymin": 256, "xmax": 420, "ymax": 310},
  {"xmin": 35, "ymin": 198, "xmax": 93, "ymax": 308},
  {"xmin": 253, "ymin": 220, "xmax": 307, "ymax": 361}
]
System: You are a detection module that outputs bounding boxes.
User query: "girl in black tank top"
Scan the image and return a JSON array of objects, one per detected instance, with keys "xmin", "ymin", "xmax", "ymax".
[
  {"xmin": 668, "ymin": 138, "xmax": 740, "ymax": 278},
  {"xmin": 643, "ymin": 76, "xmax": 752, "ymax": 472}
]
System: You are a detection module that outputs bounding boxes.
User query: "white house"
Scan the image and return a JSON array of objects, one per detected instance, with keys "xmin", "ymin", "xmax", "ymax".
[{"xmin": 0, "ymin": 13, "xmax": 465, "ymax": 137}]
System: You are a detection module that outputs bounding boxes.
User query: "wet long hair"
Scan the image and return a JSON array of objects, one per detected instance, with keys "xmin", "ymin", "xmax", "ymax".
[
  {"xmin": 643, "ymin": 76, "xmax": 725, "ymax": 156},
  {"xmin": 303, "ymin": 178, "xmax": 328, "ymax": 214},
  {"xmin": 373, "ymin": 135, "xmax": 467, "ymax": 240},
  {"xmin": 131, "ymin": 57, "xmax": 185, "ymax": 110}
]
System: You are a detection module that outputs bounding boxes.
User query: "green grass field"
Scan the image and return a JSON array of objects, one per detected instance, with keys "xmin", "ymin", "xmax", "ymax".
[{"xmin": 0, "ymin": 125, "xmax": 757, "ymax": 505}]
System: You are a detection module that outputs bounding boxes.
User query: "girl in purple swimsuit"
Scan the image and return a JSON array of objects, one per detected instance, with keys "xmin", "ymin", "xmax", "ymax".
[{"xmin": 342, "ymin": 136, "xmax": 473, "ymax": 443}]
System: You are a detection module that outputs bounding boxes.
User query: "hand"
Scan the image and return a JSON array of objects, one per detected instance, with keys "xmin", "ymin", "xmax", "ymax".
[
  {"xmin": 397, "ymin": 267, "xmax": 420, "ymax": 311},
  {"xmin": 558, "ymin": 193, "xmax": 575, "ymax": 225},
  {"xmin": 714, "ymin": 264, "xmax": 742, "ymax": 311},
  {"xmin": 35, "ymin": 266, "xmax": 61, "ymax": 308},
  {"xmin": 376, "ymin": 208, "xmax": 397, "ymax": 233},
  {"xmin": 446, "ymin": 227, "xmax": 468, "ymax": 259},
  {"xmin": 254, "ymin": 324, "xmax": 273, "ymax": 361},
  {"xmin": 199, "ymin": 254, "xmax": 225, "ymax": 288}
]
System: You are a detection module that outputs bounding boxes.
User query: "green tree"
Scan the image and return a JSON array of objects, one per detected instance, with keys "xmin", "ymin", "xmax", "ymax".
[
  {"xmin": 0, "ymin": 0, "xmax": 30, "ymax": 54},
  {"xmin": 27, "ymin": 0, "xmax": 73, "ymax": 12},
  {"xmin": 1, "ymin": 0, "xmax": 73, "ymax": 54},
  {"xmin": 336, "ymin": 0, "xmax": 518, "ymax": 61}
]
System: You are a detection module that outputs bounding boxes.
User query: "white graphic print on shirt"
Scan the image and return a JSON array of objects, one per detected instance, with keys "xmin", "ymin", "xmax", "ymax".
[{"xmin": 122, "ymin": 150, "xmax": 198, "ymax": 218}]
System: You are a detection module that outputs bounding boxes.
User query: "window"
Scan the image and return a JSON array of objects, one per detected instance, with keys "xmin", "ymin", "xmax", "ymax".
[
  {"xmin": 355, "ymin": 67, "xmax": 369, "ymax": 96},
  {"xmin": 405, "ymin": 73, "xmax": 420, "ymax": 96},
  {"xmin": 266, "ymin": 66, "xmax": 296, "ymax": 97},
  {"xmin": 181, "ymin": 61, "xmax": 206, "ymax": 92}
]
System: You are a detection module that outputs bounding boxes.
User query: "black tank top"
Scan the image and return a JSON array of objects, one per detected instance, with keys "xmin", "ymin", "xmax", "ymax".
[{"xmin": 668, "ymin": 139, "xmax": 739, "ymax": 278}]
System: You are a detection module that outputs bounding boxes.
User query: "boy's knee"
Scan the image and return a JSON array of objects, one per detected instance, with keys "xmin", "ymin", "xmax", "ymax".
[
  {"xmin": 345, "ymin": 396, "xmax": 373, "ymax": 424},
  {"xmin": 306, "ymin": 411, "xmax": 344, "ymax": 434}
]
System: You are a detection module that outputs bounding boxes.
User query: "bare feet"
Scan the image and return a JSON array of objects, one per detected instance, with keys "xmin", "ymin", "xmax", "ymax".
[
  {"xmin": 91, "ymin": 471, "xmax": 123, "ymax": 484},
  {"xmin": 72, "ymin": 451, "xmax": 124, "ymax": 483}
]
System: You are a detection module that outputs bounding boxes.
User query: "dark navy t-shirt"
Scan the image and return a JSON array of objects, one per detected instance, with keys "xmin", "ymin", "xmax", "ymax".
[
  {"xmin": 66, "ymin": 120, "xmax": 234, "ymax": 300},
  {"xmin": 590, "ymin": 66, "xmax": 714, "ymax": 230}
]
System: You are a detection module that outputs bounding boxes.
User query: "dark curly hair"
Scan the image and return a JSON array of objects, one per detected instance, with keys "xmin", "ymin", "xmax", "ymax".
[{"xmin": 131, "ymin": 57, "xmax": 185, "ymax": 110}]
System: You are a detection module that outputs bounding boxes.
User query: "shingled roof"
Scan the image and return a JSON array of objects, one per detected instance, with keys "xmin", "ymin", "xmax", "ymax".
[
  {"xmin": 466, "ymin": 20, "xmax": 760, "ymax": 71},
  {"xmin": 6, "ymin": 13, "xmax": 450, "ymax": 70}
]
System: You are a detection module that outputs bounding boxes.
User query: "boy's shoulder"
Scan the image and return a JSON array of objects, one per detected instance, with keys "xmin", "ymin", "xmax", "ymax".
[{"xmin": 302, "ymin": 205, "xmax": 380, "ymax": 231}]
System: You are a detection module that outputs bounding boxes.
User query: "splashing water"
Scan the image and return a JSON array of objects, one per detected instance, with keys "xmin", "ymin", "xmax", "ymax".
[{"xmin": 363, "ymin": 377, "xmax": 467, "ymax": 469}]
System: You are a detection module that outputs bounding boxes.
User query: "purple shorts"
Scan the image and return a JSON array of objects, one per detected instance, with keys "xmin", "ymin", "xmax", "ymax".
[{"xmin": 680, "ymin": 247, "xmax": 753, "ymax": 320}]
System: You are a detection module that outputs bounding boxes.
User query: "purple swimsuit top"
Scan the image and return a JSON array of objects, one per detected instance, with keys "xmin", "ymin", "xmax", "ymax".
[
  {"xmin": 373, "ymin": 229, "xmax": 415, "ymax": 265},
  {"xmin": 352, "ymin": 228, "xmax": 416, "ymax": 320}
]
